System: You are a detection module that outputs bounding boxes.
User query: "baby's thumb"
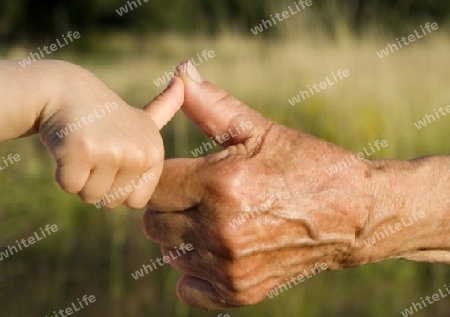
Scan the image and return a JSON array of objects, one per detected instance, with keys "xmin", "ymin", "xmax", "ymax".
[{"xmin": 144, "ymin": 77, "xmax": 184, "ymax": 130}]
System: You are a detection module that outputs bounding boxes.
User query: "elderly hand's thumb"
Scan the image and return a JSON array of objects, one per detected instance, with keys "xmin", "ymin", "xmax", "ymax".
[{"xmin": 176, "ymin": 61, "xmax": 270, "ymax": 146}]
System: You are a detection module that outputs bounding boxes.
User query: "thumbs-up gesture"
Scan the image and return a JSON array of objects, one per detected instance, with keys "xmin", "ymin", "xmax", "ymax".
[
  {"xmin": 38, "ymin": 62, "xmax": 184, "ymax": 209},
  {"xmin": 144, "ymin": 62, "xmax": 375, "ymax": 309}
]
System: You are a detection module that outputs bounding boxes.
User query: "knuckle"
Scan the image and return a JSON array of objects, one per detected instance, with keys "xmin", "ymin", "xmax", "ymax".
[
  {"xmin": 206, "ymin": 163, "xmax": 250, "ymax": 203},
  {"xmin": 105, "ymin": 202, "xmax": 121, "ymax": 209},
  {"xmin": 75, "ymin": 139, "xmax": 98, "ymax": 160},
  {"xmin": 142, "ymin": 209, "xmax": 158, "ymax": 240},
  {"xmin": 222, "ymin": 263, "xmax": 247, "ymax": 290},
  {"xmin": 124, "ymin": 144, "xmax": 161, "ymax": 171},
  {"xmin": 78, "ymin": 193, "xmax": 97, "ymax": 204},
  {"xmin": 77, "ymin": 188, "xmax": 106, "ymax": 204},
  {"xmin": 55, "ymin": 171, "xmax": 85, "ymax": 195},
  {"xmin": 232, "ymin": 292, "xmax": 255, "ymax": 306},
  {"xmin": 147, "ymin": 145, "xmax": 163, "ymax": 165},
  {"xmin": 77, "ymin": 139, "xmax": 124, "ymax": 165},
  {"xmin": 126, "ymin": 197, "xmax": 148, "ymax": 210},
  {"xmin": 124, "ymin": 147, "xmax": 148, "ymax": 169},
  {"xmin": 56, "ymin": 169, "xmax": 84, "ymax": 194},
  {"xmin": 218, "ymin": 287, "xmax": 254, "ymax": 307},
  {"xmin": 222, "ymin": 240, "xmax": 243, "ymax": 260},
  {"xmin": 59, "ymin": 180, "xmax": 82, "ymax": 194}
]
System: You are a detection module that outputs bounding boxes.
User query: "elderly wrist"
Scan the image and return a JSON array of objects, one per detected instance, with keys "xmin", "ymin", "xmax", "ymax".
[
  {"xmin": 351, "ymin": 158, "xmax": 450, "ymax": 265},
  {"xmin": 349, "ymin": 160, "xmax": 403, "ymax": 264}
]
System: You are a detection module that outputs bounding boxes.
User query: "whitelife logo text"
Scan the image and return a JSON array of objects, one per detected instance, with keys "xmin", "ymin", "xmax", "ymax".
[
  {"xmin": 250, "ymin": 0, "xmax": 313, "ymax": 35},
  {"xmin": 0, "ymin": 153, "xmax": 21, "ymax": 171},
  {"xmin": 0, "ymin": 224, "xmax": 58, "ymax": 262},
  {"xmin": 45, "ymin": 295, "xmax": 96, "ymax": 317},
  {"xmin": 190, "ymin": 120, "xmax": 253, "ymax": 157},
  {"xmin": 376, "ymin": 22, "xmax": 439, "ymax": 59},
  {"xmin": 153, "ymin": 50, "xmax": 215, "ymax": 87},
  {"xmin": 18, "ymin": 31, "xmax": 81, "ymax": 68},
  {"xmin": 325, "ymin": 140, "xmax": 388, "ymax": 176},
  {"xmin": 131, "ymin": 243, "xmax": 193, "ymax": 280},
  {"xmin": 55, "ymin": 102, "xmax": 118, "ymax": 140},
  {"xmin": 288, "ymin": 69, "xmax": 350, "ymax": 106},
  {"xmin": 266, "ymin": 262, "xmax": 328, "ymax": 299}
]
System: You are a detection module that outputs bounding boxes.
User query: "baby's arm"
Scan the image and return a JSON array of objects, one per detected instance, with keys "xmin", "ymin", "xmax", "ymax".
[{"xmin": 0, "ymin": 60, "xmax": 184, "ymax": 208}]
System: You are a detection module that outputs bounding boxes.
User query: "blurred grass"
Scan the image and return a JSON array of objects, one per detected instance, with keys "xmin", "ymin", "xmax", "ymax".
[{"xmin": 1, "ymin": 24, "xmax": 450, "ymax": 317}]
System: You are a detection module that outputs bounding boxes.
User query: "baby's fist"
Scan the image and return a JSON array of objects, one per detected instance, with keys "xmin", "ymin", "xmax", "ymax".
[{"xmin": 39, "ymin": 64, "xmax": 184, "ymax": 209}]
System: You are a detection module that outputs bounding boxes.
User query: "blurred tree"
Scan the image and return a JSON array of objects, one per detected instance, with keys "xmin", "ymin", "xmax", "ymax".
[{"xmin": 2, "ymin": 0, "xmax": 449, "ymax": 44}]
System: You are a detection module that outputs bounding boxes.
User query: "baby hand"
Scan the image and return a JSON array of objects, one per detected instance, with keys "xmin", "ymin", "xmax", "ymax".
[{"xmin": 39, "ymin": 62, "xmax": 184, "ymax": 209}]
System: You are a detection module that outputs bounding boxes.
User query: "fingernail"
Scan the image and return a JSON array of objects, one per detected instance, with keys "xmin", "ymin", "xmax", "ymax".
[
  {"xmin": 176, "ymin": 61, "xmax": 203, "ymax": 84},
  {"xmin": 187, "ymin": 63, "xmax": 203, "ymax": 83},
  {"xmin": 167, "ymin": 76, "xmax": 176, "ymax": 89}
]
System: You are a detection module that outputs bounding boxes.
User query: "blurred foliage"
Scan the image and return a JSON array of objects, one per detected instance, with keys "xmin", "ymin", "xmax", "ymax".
[
  {"xmin": 1, "ymin": 0, "xmax": 450, "ymax": 317},
  {"xmin": 2, "ymin": 0, "xmax": 450, "ymax": 44}
]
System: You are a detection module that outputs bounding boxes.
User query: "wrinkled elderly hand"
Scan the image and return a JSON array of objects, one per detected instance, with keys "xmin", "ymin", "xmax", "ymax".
[
  {"xmin": 143, "ymin": 62, "xmax": 375, "ymax": 309},
  {"xmin": 144, "ymin": 62, "xmax": 450, "ymax": 310}
]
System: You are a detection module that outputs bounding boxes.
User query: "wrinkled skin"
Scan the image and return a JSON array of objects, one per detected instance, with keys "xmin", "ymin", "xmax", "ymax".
[{"xmin": 144, "ymin": 63, "xmax": 375, "ymax": 309}]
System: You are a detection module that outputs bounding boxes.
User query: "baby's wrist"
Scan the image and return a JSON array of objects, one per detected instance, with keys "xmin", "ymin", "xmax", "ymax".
[
  {"xmin": 37, "ymin": 61, "xmax": 104, "ymax": 131},
  {"xmin": 0, "ymin": 60, "xmax": 87, "ymax": 141}
]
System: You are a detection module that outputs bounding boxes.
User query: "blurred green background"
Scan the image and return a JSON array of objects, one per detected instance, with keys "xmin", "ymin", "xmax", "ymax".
[{"xmin": 1, "ymin": 0, "xmax": 450, "ymax": 316}]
